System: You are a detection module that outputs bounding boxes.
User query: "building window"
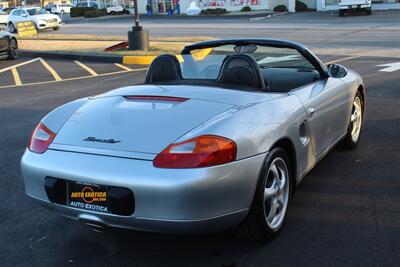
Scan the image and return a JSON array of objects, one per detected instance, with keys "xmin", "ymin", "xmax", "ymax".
[{"xmin": 325, "ymin": 0, "xmax": 338, "ymax": 5}]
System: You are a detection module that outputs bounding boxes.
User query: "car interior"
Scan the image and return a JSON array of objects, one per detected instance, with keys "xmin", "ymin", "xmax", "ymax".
[{"xmin": 145, "ymin": 52, "xmax": 321, "ymax": 93}]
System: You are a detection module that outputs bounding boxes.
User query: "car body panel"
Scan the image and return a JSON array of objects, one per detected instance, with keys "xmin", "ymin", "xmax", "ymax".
[
  {"xmin": 21, "ymin": 149, "xmax": 265, "ymax": 232},
  {"xmin": 20, "ymin": 39, "xmax": 365, "ymax": 233}
]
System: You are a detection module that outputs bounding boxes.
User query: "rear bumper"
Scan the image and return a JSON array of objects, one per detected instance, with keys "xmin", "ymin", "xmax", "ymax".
[
  {"xmin": 21, "ymin": 149, "xmax": 265, "ymax": 233},
  {"xmin": 339, "ymin": 4, "xmax": 371, "ymax": 10}
]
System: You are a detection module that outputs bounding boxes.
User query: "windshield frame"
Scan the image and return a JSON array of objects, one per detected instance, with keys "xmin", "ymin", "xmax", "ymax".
[{"xmin": 182, "ymin": 39, "xmax": 329, "ymax": 79}]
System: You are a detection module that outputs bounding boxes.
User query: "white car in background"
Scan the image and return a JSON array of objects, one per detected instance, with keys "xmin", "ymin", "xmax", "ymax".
[
  {"xmin": 0, "ymin": 8, "xmax": 14, "ymax": 25},
  {"xmin": 339, "ymin": 0, "xmax": 372, "ymax": 16},
  {"xmin": 7, "ymin": 7, "xmax": 62, "ymax": 33},
  {"xmin": 51, "ymin": 3, "xmax": 74, "ymax": 14}
]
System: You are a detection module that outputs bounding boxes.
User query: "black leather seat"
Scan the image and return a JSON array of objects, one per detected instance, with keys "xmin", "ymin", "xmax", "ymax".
[
  {"xmin": 218, "ymin": 54, "xmax": 265, "ymax": 90},
  {"xmin": 145, "ymin": 54, "xmax": 183, "ymax": 83}
]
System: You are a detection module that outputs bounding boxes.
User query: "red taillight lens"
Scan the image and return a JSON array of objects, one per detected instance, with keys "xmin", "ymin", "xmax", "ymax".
[
  {"xmin": 153, "ymin": 135, "xmax": 237, "ymax": 168},
  {"xmin": 28, "ymin": 123, "xmax": 56, "ymax": 154}
]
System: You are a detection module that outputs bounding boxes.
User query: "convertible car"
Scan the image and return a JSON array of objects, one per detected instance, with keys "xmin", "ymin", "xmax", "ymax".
[
  {"xmin": 21, "ymin": 39, "xmax": 365, "ymax": 240},
  {"xmin": 0, "ymin": 30, "xmax": 18, "ymax": 60}
]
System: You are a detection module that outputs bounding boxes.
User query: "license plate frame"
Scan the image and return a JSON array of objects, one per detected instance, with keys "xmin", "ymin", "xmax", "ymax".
[{"xmin": 67, "ymin": 182, "xmax": 111, "ymax": 214}]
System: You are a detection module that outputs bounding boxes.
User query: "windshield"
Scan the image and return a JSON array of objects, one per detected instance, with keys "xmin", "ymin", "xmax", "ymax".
[
  {"xmin": 26, "ymin": 8, "xmax": 47, "ymax": 16},
  {"xmin": 181, "ymin": 44, "xmax": 316, "ymax": 80}
]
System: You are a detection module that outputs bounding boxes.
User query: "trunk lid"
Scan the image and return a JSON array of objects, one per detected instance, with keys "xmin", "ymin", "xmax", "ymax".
[{"xmin": 52, "ymin": 95, "xmax": 233, "ymax": 155}]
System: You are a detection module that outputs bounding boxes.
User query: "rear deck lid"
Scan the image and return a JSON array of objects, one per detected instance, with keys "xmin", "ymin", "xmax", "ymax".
[{"xmin": 51, "ymin": 95, "xmax": 232, "ymax": 155}]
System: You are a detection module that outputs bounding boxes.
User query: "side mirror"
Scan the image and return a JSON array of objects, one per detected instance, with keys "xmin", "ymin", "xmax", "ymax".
[{"xmin": 327, "ymin": 64, "xmax": 348, "ymax": 78}]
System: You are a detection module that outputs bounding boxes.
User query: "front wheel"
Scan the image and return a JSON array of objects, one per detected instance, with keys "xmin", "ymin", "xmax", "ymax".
[
  {"xmin": 234, "ymin": 147, "xmax": 293, "ymax": 241},
  {"xmin": 7, "ymin": 38, "xmax": 18, "ymax": 60},
  {"xmin": 8, "ymin": 22, "xmax": 16, "ymax": 33},
  {"xmin": 342, "ymin": 92, "xmax": 364, "ymax": 149},
  {"xmin": 53, "ymin": 26, "xmax": 60, "ymax": 31}
]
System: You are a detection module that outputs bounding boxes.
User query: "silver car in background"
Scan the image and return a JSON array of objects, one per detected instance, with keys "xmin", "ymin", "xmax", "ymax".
[{"xmin": 21, "ymin": 39, "xmax": 365, "ymax": 241}]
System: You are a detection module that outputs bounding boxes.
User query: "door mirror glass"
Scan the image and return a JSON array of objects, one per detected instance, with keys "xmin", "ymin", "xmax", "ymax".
[{"xmin": 327, "ymin": 64, "xmax": 348, "ymax": 78}]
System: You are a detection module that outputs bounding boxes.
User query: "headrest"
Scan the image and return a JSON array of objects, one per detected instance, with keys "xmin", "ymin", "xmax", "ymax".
[
  {"xmin": 218, "ymin": 54, "xmax": 265, "ymax": 90},
  {"xmin": 145, "ymin": 54, "xmax": 182, "ymax": 83}
]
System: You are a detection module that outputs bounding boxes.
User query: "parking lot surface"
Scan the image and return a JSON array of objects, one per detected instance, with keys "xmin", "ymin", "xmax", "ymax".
[{"xmin": 1, "ymin": 54, "xmax": 400, "ymax": 267}]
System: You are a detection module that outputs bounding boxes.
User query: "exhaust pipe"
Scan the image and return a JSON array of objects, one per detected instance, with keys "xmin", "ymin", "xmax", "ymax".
[
  {"xmin": 78, "ymin": 214, "xmax": 109, "ymax": 233},
  {"xmin": 84, "ymin": 221, "xmax": 108, "ymax": 233}
]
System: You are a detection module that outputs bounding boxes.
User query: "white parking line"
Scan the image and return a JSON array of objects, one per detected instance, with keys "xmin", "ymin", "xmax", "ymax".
[
  {"xmin": 325, "ymin": 56, "xmax": 361, "ymax": 65},
  {"xmin": 0, "ymin": 68, "xmax": 148, "ymax": 89},
  {"xmin": 0, "ymin": 57, "xmax": 41, "ymax": 74}
]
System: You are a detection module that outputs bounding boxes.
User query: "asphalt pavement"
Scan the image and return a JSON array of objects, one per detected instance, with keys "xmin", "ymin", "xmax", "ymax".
[{"xmin": 1, "ymin": 53, "xmax": 400, "ymax": 266}]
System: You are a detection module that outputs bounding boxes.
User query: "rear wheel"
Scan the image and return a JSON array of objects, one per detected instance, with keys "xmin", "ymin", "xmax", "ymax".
[
  {"xmin": 7, "ymin": 38, "xmax": 18, "ymax": 60},
  {"xmin": 234, "ymin": 147, "xmax": 292, "ymax": 241},
  {"xmin": 342, "ymin": 92, "xmax": 364, "ymax": 149},
  {"xmin": 339, "ymin": 10, "xmax": 344, "ymax": 17},
  {"xmin": 366, "ymin": 7, "xmax": 372, "ymax": 15}
]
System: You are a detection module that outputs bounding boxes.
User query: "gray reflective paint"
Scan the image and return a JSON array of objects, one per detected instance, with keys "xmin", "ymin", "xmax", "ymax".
[{"xmin": 21, "ymin": 62, "xmax": 364, "ymax": 233}]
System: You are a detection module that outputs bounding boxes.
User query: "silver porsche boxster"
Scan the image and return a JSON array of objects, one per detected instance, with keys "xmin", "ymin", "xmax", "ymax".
[{"xmin": 21, "ymin": 39, "xmax": 365, "ymax": 241}]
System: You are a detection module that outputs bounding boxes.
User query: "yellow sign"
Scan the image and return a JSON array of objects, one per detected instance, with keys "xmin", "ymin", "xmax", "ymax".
[{"xmin": 16, "ymin": 21, "xmax": 37, "ymax": 37}]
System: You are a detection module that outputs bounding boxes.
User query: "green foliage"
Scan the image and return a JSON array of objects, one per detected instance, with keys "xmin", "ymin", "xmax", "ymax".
[
  {"xmin": 83, "ymin": 9, "xmax": 107, "ymax": 18},
  {"xmin": 295, "ymin": 1, "xmax": 308, "ymax": 12},
  {"xmin": 70, "ymin": 7, "xmax": 95, "ymax": 17},
  {"xmin": 273, "ymin": 5, "xmax": 288, "ymax": 12},
  {"xmin": 200, "ymin": 8, "xmax": 228, "ymax": 15}
]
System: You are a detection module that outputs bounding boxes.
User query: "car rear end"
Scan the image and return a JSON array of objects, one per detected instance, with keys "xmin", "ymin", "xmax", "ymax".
[
  {"xmin": 21, "ymin": 92, "xmax": 265, "ymax": 233},
  {"xmin": 339, "ymin": 0, "xmax": 372, "ymax": 16}
]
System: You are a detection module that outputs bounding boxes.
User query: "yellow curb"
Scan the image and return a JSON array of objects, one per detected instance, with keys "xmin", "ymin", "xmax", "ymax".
[{"xmin": 122, "ymin": 48, "xmax": 213, "ymax": 65}]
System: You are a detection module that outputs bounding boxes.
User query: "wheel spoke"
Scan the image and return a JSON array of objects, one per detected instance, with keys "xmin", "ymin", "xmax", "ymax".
[
  {"xmin": 351, "ymin": 113, "xmax": 357, "ymax": 122},
  {"xmin": 270, "ymin": 164, "xmax": 279, "ymax": 180},
  {"xmin": 267, "ymin": 199, "xmax": 278, "ymax": 222},
  {"xmin": 264, "ymin": 186, "xmax": 277, "ymax": 200}
]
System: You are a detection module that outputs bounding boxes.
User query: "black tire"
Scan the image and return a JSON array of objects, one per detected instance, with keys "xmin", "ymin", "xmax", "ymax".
[
  {"xmin": 8, "ymin": 23, "xmax": 16, "ymax": 33},
  {"xmin": 339, "ymin": 10, "xmax": 344, "ymax": 17},
  {"xmin": 7, "ymin": 38, "xmax": 18, "ymax": 60},
  {"xmin": 341, "ymin": 92, "xmax": 364, "ymax": 149},
  {"xmin": 233, "ymin": 147, "xmax": 293, "ymax": 241},
  {"xmin": 366, "ymin": 8, "xmax": 372, "ymax": 15},
  {"xmin": 53, "ymin": 26, "xmax": 60, "ymax": 31}
]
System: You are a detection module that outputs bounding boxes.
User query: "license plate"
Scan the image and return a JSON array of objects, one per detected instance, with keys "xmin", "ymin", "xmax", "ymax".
[
  {"xmin": 48, "ymin": 22, "xmax": 58, "ymax": 27},
  {"xmin": 352, "ymin": 4, "xmax": 358, "ymax": 8},
  {"xmin": 67, "ymin": 182, "xmax": 110, "ymax": 214}
]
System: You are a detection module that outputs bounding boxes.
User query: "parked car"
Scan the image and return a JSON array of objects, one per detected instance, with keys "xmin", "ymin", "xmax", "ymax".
[
  {"xmin": 0, "ymin": 8, "xmax": 15, "ymax": 25},
  {"xmin": 7, "ymin": 7, "xmax": 62, "ymax": 33},
  {"xmin": 51, "ymin": 3, "xmax": 74, "ymax": 14},
  {"xmin": 21, "ymin": 39, "xmax": 366, "ymax": 241},
  {"xmin": 0, "ymin": 30, "xmax": 18, "ymax": 59},
  {"xmin": 339, "ymin": 0, "xmax": 372, "ymax": 16},
  {"xmin": 44, "ymin": 4, "xmax": 56, "ymax": 12}
]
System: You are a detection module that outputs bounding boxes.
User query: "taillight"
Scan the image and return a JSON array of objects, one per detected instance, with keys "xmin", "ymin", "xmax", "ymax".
[
  {"xmin": 153, "ymin": 135, "xmax": 237, "ymax": 168},
  {"xmin": 28, "ymin": 123, "xmax": 56, "ymax": 154}
]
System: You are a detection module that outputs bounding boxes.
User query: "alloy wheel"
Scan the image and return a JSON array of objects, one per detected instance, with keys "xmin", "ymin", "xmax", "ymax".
[
  {"xmin": 350, "ymin": 97, "xmax": 362, "ymax": 142},
  {"xmin": 263, "ymin": 157, "xmax": 290, "ymax": 230}
]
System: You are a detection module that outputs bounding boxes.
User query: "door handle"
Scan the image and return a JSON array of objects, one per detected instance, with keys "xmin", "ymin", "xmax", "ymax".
[{"xmin": 307, "ymin": 107, "xmax": 316, "ymax": 117}]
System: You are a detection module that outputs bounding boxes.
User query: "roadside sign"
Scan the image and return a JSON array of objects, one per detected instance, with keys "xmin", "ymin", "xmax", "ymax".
[{"xmin": 16, "ymin": 21, "xmax": 37, "ymax": 38}]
